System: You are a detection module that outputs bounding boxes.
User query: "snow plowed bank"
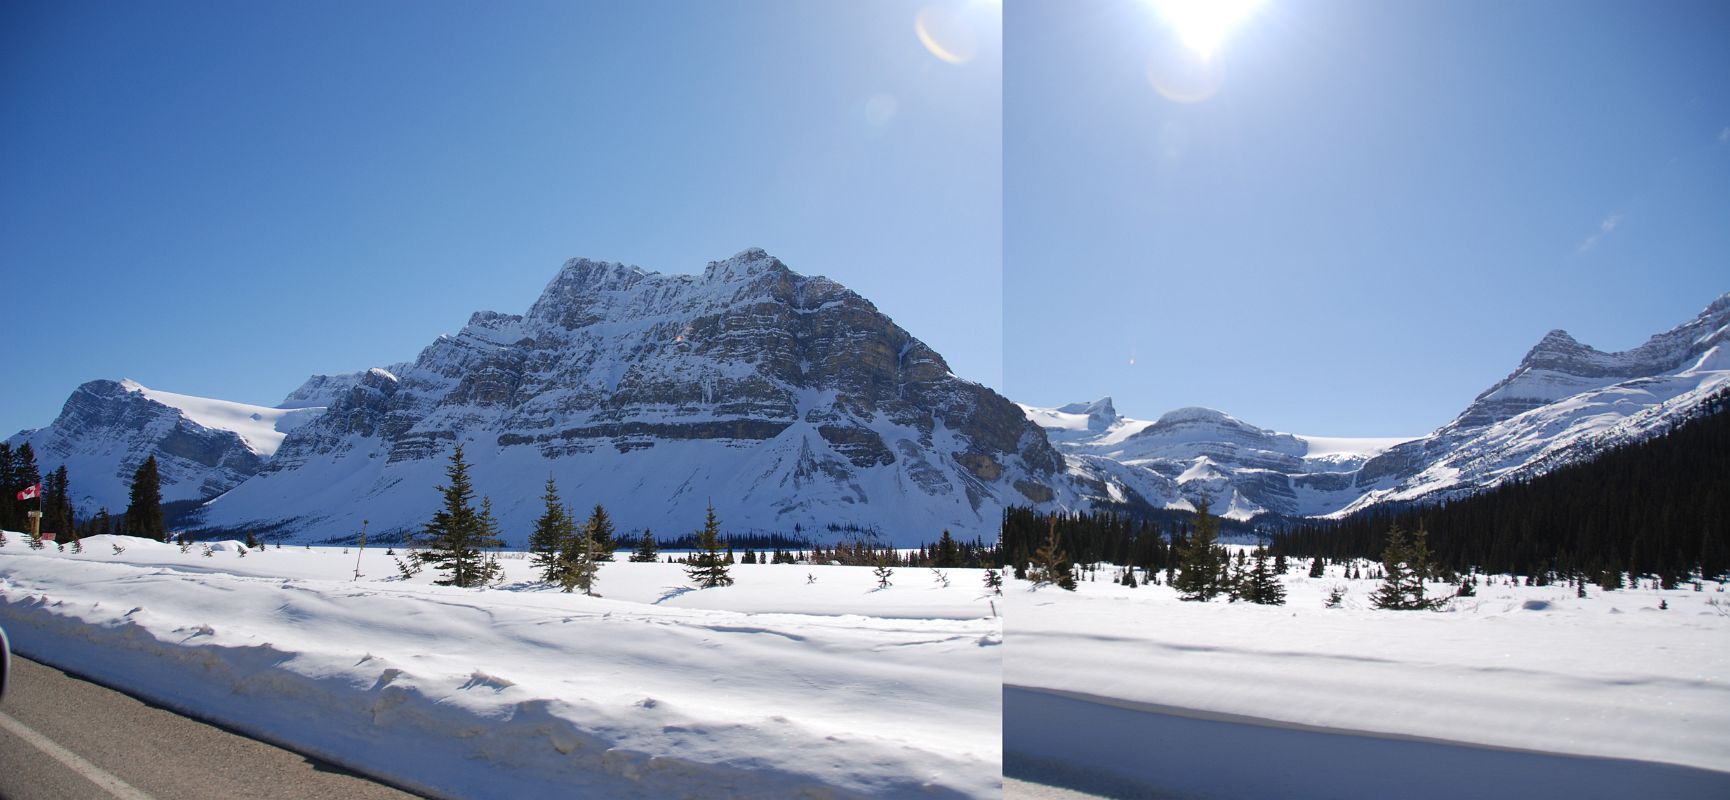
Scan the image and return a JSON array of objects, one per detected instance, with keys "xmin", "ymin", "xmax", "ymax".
[
  {"xmin": 1006, "ymin": 564, "xmax": 1730, "ymax": 779},
  {"xmin": 0, "ymin": 537, "xmax": 1001, "ymax": 799}
]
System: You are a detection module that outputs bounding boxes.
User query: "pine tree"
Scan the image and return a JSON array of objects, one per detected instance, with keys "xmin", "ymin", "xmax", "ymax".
[
  {"xmin": 416, "ymin": 446, "xmax": 500, "ymax": 588},
  {"xmin": 475, "ymin": 497, "xmax": 506, "ymax": 586},
  {"xmin": 586, "ymin": 503, "xmax": 616, "ymax": 561},
  {"xmin": 983, "ymin": 568, "xmax": 1003, "ymax": 595},
  {"xmin": 559, "ymin": 513, "xmax": 600, "ymax": 595},
  {"xmin": 630, "ymin": 529, "xmax": 659, "ymax": 562},
  {"xmin": 934, "ymin": 529, "xmax": 961, "ymax": 568},
  {"xmin": 1173, "ymin": 496, "xmax": 1228, "ymax": 601},
  {"xmin": 1371, "ymin": 524, "xmax": 1440, "ymax": 610},
  {"xmin": 0, "ymin": 442, "xmax": 15, "ymax": 532},
  {"xmin": 124, "ymin": 456, "xmax": 165, "ymax": 541},
  {"xmin": 43, "ymin": 465, "xmax": 74, "ymax": 539},
  {"xmin": 1309, "ymin": 556, "xmax": 1325, "ymax": 578},
  {"xmin": 1243, "ymin": 546, "xmax": 1286, "ymax": 605},
  {"xmin": 529, "ymin": 477, "xmax": 574, "ymax": 583},
  {"xmin": 1027, "ymin": 519, "xmax": 1076, "ymax": 590},
  {"xmin": 685, "ymin": 504, "xmax": 734, "ymax": 588}
]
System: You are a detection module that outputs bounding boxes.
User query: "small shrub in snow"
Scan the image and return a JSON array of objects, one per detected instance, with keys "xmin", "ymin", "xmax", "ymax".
[
  {"xmin": 1324, "ymin": 585, "xmax": 1345, "ymax": 608},
  {"xmin": 202, "ymin": 544, "xmax": 215, "ymax": 558},
  {"xmin": 112, "ymin": 542, "xmax": 126, "ymax": 555},
  {"xmin": 931, "ymin": 568, "xmax": 949, "ymax": 588},
  {"xmin": 984, "ymin": 569, "xmax": 1002, "ymax": 595},
  {"xmin": 1027, "ymin": 521, "xmax": 1076, "ymax": 591},
  {"xmin": 874, "ymin": 560, "xmax": 894, "ymax": 590}
]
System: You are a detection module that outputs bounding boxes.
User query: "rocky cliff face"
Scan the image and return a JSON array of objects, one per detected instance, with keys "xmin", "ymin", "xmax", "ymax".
[
  {"xmin": 196, "ymin": 249, "xmax": 1061, "ymax": 544},
  {"xmin": 1035, "ymin": 293, "xmax": 1730, "ymax": 521},
  {"xmin": 6, "ymin": 380, "xmax": 280, "ymax": 513}
]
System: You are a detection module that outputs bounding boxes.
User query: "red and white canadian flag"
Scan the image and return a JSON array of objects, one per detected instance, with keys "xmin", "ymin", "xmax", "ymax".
[{"xmin": 16, "ymin": 483, "xmax": 41, "ymax": 501}]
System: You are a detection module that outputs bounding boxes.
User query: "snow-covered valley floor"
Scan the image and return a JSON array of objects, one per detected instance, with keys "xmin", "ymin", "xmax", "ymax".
[
  {"xmin": 0, "ymin": 536, "xmax": 1002, "ymax": 799},
  {"xmin": 1006, "ymin": 557, "xmax": 1730, "ymax": 799}
]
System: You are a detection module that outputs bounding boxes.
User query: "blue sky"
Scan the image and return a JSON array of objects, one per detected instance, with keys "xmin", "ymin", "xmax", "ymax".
[
  {"xmin": 1006, "ymin": 0, "xmax": 1730, "ymax": 435},
  {"xmin": 0, "ymin": 0, "xmax": 1002, "ymax": 436}
]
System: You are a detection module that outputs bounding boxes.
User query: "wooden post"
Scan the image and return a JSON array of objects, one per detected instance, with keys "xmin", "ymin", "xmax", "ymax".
[{"xmin": 353, "ymin": 520, "xmax": 368, "ymax": 581}]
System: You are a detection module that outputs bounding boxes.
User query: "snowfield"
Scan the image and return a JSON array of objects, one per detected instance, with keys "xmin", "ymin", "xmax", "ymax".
[
  {"xmin": 1006, "ymin": 553, "xmax": 1730, "ymax": 798},
  {"xmin": 0, "ymin": 536, "xmax": 1002, "ymax": 799}
]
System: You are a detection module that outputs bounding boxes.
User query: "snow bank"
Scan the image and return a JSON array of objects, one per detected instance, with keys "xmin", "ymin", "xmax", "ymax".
[
  {"xmin": 1, "ymin": 537, "xmax": 1001, "ymax": 798},
  {"xmin": 1006, "ymin": 556, "xmax": 1730, "ymax": 782}
]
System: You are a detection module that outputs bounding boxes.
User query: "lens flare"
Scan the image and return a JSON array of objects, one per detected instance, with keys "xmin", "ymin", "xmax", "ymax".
[
  {"xmin": 915, "ymin": 7, "xmax": 978, "ymax": 65},
  {"xmin": 1146, "ymin": 46, "xmax": 1225, "ymax": 104}
]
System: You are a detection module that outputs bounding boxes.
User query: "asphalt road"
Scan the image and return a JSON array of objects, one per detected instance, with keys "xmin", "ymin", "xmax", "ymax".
[{"xmin": 0, "ymin": 655, "xmax": 422, "ymax": 800}]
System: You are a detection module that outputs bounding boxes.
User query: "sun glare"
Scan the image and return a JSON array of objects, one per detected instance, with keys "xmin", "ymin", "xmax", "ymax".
[{"xmin": 1151, "ymin": 0, "xmax": 1263, "ymax": 59}]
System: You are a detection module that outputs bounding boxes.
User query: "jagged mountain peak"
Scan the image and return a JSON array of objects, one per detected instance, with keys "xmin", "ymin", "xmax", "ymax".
[
  {"xmin": 1462, "ymin": 293, "xmax": 1730, "ymax": 429},
  {"xmin": 702, "ymin": 247, "xmax": 788, "ymax": 282}
]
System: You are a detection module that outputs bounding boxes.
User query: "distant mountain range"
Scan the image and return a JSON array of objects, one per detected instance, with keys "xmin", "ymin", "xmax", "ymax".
[
  {"xmin": 9, "ymin": 256, "xmax": 1724, "ymax": 542},
  {"xmin": 1026, "ymin": 292, "xmax": 1730, "ymax": 521}
]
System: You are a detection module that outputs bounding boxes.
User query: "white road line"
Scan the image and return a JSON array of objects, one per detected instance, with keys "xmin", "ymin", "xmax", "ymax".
[{"xmin": 0, "ymin": 710, "xmax": 157, "ymax": 800}]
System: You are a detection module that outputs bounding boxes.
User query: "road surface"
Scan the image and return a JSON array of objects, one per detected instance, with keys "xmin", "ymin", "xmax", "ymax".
[{"xmin": 0, "ymin": 655, "xmax": 421, "ymax": 800}]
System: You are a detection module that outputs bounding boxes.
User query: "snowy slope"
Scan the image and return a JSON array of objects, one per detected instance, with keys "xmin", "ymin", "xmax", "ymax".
[
  {"xmin": 119, "ymin": 379, "xmax": 312, "ymax": 457},
  {"xmin": 1, "ymin": 538, "xmax": 1002, "ymax": 798},
  {"xmin": 6, "ymin": 380, "xmax": 323, "ymax": 514}
]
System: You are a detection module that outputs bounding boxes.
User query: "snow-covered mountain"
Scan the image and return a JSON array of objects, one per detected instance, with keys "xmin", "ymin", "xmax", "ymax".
[
  {"xmin": 5, "ymin": 380, "xmax": 322, "ymax": 512},
  {"xmin": 1022, "ymin": 398, "xmax": 1410, "ymax": 519},
  {"xmin": 1031, "ymin": 292, "xmax": 1730, "ymax": 520},
  {"xmin": 188, "ymin": 249, "xmax": 1062, "ymax": 544}
]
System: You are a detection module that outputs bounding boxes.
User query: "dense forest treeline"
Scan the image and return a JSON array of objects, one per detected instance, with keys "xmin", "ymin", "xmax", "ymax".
[{"xmin": 1270, "ymin": 388, "xmax": 1730, "ymax": 582}]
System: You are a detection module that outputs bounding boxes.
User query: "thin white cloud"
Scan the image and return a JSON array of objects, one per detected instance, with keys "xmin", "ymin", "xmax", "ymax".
[{"xmin": 1576, "ymin": 212, "xmax": 1623, "ymax": 254}]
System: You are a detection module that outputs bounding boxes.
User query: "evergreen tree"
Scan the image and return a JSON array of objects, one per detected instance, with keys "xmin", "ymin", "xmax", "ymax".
[
  {"xmin": 586, "ymin": 503, "xmax": 616, "ymax": 561},
  {"xmin": 1371, "ymin": 524, "xmax": 1440, "ymax": 610},
  {"xmin": 983, "ymin": 568, "xmax": 1003, "ymax": 595},
  {"xmin": 1027, "ymin": 520, "xmax": 1076, "ymax": 590},
  {"xmin": 0, "ymin": 442, "xmax": 15, "ymax": 531},
  {"xmin": 630, "ymin": 529, "xmax": 659, "ymax": 562},
  {"xmin": 124, "ymin": 456, "xmax": 165, "ymax": 541},
  {"xmin": 416, "ymin": 446, "xmax": 500, "ymax": 588},
  {"xmin": 559, "ymin": 512, "xmax": 600, "ymax": 595},
  {"xmin": 934, "ymin": 529, "xmax": 961, "ymax": 568},
  {"xmin": 685, "ymin": 504, "xmax": 734, "ymax": 588},
  {"xmin": 43, "ymin": 465, "xmax": 74, "ymax": 538},
  {"xmin": 529, "ymin": 477, "xmax": 574, "ymax": 583},
  {"xmin": 1173, "ymin": 496, "xmax": 1228, "ymax": 601},
  {"xmin": 1309, "ymin": 557, "xmax": 1325, "ymax": 578},
  {"xmin": 475, "ymin": 497, "xmax": 506, "ymax": 586},
  {"xmin": 1243, "ymin": 546, "xmax": 1287, "ymax": 605}
]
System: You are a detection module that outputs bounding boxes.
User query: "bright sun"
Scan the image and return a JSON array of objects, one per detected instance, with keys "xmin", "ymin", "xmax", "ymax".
[{"xmin": 1151, "ymin": 0, "xmax": 1263, "ymax": 59}]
